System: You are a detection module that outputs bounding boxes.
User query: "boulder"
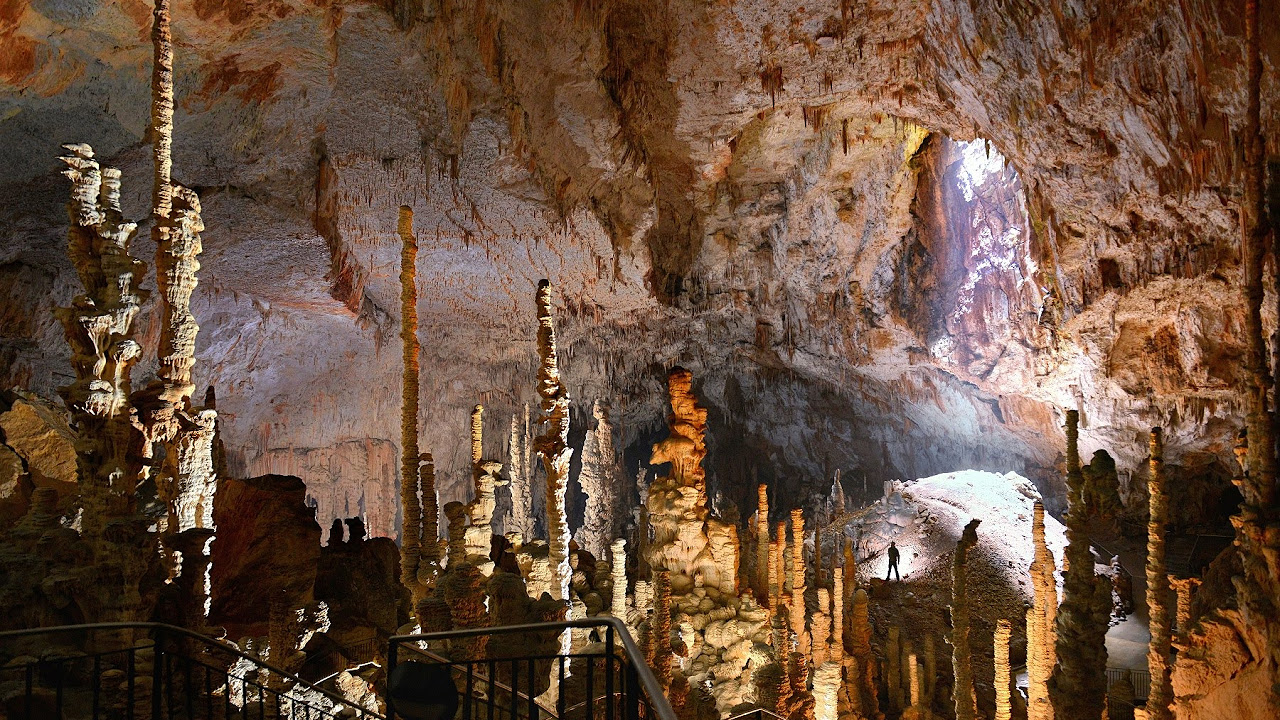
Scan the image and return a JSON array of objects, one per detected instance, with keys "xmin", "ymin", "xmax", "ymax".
[{"xmin": 210, "ymin": 474, "xmax": 321, "ymax": 635}]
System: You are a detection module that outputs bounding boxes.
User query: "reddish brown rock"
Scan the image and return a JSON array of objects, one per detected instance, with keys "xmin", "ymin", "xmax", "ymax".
[{"xmin": 210, "ymin": 474, "xmax": 321, "ymax": 635}]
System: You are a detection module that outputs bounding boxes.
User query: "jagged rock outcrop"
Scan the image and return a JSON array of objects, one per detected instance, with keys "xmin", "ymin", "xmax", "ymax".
[{"xmin": 210, "ymin": 474, "xmax": 321, "ymax": 636}]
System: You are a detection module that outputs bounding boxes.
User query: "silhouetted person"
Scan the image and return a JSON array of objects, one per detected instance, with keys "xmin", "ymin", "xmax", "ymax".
[
  {"xmin": 886, "ymin": 541, "xmax": 901, "ymax": 581},
  {"xmin": 388, "ymin": 660, "xmax": 458, "ymax": 720}
]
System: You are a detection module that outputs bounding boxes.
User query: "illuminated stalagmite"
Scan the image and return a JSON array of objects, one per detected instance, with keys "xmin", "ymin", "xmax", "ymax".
[
  {"xmin": 506, "ymin": 405, "xmax": 534, "ymax": 540},
  {"xmin": 576, "ymin": 401, "xmax": 620, "ymax": 556},
  {"xmin": 134, "ymin": 0, "xmax": 216, "ymax": 542},
  {"xmin": 1028, "ymin": 501, "xmax": 1057, "ymax": 720},
  {"xmin": 757, "ymin": 484, "xmax": 771, "ymax": 604},
  {"xmin": 610, "ymin": 538, "xmax": 627, "ymax": 617},
  {"xmin": 398, "ymin": 206, "xmax": 435, "ymax": 619},
  {"xmin": 1146, "ymin": 427, "xmax": 1173, "ymax": 720},
  {"xmin": 533, "ymin": 280, "xmax": 572, "ymax": 603},
  {"xmin": 790, "ymin": 509, "xmax": 808, "ymax": 658},
  {"xmin": 995, "ymin": 618, "xmax": 1013, "ymax": 720},
  {"xmin": 951, "ymin": 519, "xmax": 981, "ymax": 720},
  {"xmin": 1050, "ymin": 410, "xmax": 1111, "ymax": 719},
  {"xmin": 1169, "ymin": 576, "xmax": 1201, "ymax": 636},
  {"xmin": 57, "ymin": 143, "xmax": 148, "ymax": 576},
  {"xmin": 464, "ymin": 404, "xmax": 502, "ymax": 571}
]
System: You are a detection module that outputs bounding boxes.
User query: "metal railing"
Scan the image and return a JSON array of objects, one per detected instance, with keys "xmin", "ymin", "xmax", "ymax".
[
  {"xmin": 388, "ymin": 618, "xmax": 676, "ymax": 720},
  {"xmin": 0, "ymin": 622, "xmax": 384, "ymax": 720},
  {"xmin": 1106, "ymin": 667, "xmax": 1151, "ymax": 701}
]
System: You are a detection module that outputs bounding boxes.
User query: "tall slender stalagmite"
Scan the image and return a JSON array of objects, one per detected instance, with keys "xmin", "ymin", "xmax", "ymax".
[
  {"xmin": 951, "ymin": 518, "xmax": 981, "ymax": 720},
  {"xmin": 578, "ymin": 400, "xmax": 620, "ymax": 556},
  {"xmin": 134, "ymin": 0, "xmax": 216, "ymax": 543},
  {"xmin": 791, "ymin": 509, "xmax": 808, "ymax": 658},
  {"xmin": 507, "ymin": 405, "xmax": 533, "ymax": 539},
  {"xmin": 465, "ymin": 405, "xmax": 502, "ymax": 569},
  {"xmin": 995, "ymin": 619, "xmax": 1013, "ymax": 720},
  {"xmin": 1238, "ymin": 0, "xmax": 1280, "ymax": 701},
  {"xmin": 1028, "ymin": 500, "xmax": 1057, "ymax": 720},
  {"xmin": 758, "ymin": 484, "xmax": 771, "ymax": 604},
  {"xmin": 534, "ymin": 280, "xmax": 573, "ymax": 602},
  {"xmin": 611, "ymin": 538, "xmax": 628, "ymax": 617},
  {"xmin": 1050, "ymin": 410, "xmax": 1111, "ymax": 719},
  {"xmin": 1169, "ymin": 576, "xmax": 1201, "ymax": 636},
  {"xmin": 398, "ymin": 206, "xmax": 428, "ymax": 614},
  {"xmin": 1146, "ymin": 427, "xmax": 1173, "ymax": 720}
]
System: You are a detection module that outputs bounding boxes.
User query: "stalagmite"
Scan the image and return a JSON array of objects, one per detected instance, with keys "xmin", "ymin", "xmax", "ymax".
[
  {"xmin": 813, "ymin": 659, "xmax": 841, "ymax": 720},
  {"xmin": 464, "ymin": 404, "xmax": 502, "ymax": 571},
  {"xmin": 1028, "ymin": 500, "xmax": 1057, "ymax": 720},
  {"xmin": 578, "ymin": 400, "xmax": 620, "ymax": 557},
  {"xmin": 398, "ymin": 206, "xmax": 430, "ymax": 618},
  {"xmin": 610, "ymin": 538, "xmax": 627, "ymax": 617},
  {"xmin": 135, "ymin": 0, "xmax": 216, "ymax": 545},
  {"xmin": 1169, "ymin": 576, "xmax": 1201, "ymax": 635},
  {"xmin": 506, "ymin": 405, "xmax": 534, "ymax": 539},
  {"xmin": 951, "ymin": 518, "xmax": 981, "ymax": 720},
  {"xmin": 1050, "ymin": 410, "xmax": 1111, "ymax": 719},
  {"xmin": 889, "ymin": 625, "xmax": 903, "ymax": 711},
  {"xmin": 791, "ymin": 509, "xmax": 808, "ymax": 658},
  {"xmin": 832, "ymin": 573, "xmax": 844, "ymax": 658},
  {"xmin": 907, "ymin": 651, "xmax": 922, "ymax": 718},
  {"xmin": 758, "ymin": 484, "xmax": 771, "ymax": 604},
  {"xmin": 850, "ymin": 588, "xmax": 876, "ymax": 713},
  {"xmin": 651, "ymin": 569, "xmax": 674, "ymax": 692},
  {"xmin": 773, "ymin": 521, "xmax": 787, "ymax": 609},
  {"xmin": 419, "ymin": 454, "xmax": 442, "ymax": 578},
  {"xmin": 533, "ymin": 280, "xmax": 572, "ymax": 603},
  {"xmin": 57, "ymin": 144, "xmax": 147, "ymax": 558},
  {"xmin": 1145, "ymin": 427, "xmax": 1172, "ymax": 720},
  {"xmin": 995, "ymin": 619, "xmax": 1013, "ymax": 720}
]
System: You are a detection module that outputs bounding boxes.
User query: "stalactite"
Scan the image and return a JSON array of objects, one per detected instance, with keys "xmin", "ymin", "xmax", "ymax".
[
  {"xmin": 995, "ymin": 618, "xmax": 1012, "ymax": 720},
  {"xmin": 1028, "ymin": 500, "xmax": 1057, "ymax": 720},
  {"xmin": 534, "ymin": 280, "xmax": 572, "ymax": 603},
  {"xmin": 398, "ymin": 206, "xmax": 428, "ymax": 619},
  {"xmin": 1146, "ymin": 427, "xmax": 1173, "ymax": 720},
  {"xmin": 951, "ymin": 519, "xmax": 980, "ymax": 720},
  {"xmin": 1050, "ymin": 410, "xmax": 1111, "ymax": 719}
]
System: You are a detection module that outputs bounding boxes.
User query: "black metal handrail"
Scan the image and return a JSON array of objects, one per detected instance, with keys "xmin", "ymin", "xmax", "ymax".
[
  {"xmin": 0, "ymin": 622, "xmax": 385, "ymax": 720},
  {"xmin": 389, "ymin": 617, "xmax": 676, "ymax": 720}
]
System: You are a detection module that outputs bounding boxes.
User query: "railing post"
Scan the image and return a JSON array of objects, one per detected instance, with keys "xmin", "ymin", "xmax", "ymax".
[
  {"xmin": 152, "ymin": 628, "xmax": 164, "ymax": 720},
  {"xmin": 387, "ymin": 640, "xmax": 398, "ymax": 720}
]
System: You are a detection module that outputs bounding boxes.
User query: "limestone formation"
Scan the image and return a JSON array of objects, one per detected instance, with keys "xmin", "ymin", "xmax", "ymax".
[
  {"xmin": 1028, "ymin": 500, "xmax": 1057, "ymax": 720},
  {"xmin": 1050, "ymin": 410, "xmax": 1111, "ymax": 719},
  {"xmin": 1146, "ymin": 427, "xmax": 1173, "ymax": 720},
  {"xmin": 1169, "ymin": 576, "xmax": 1202, "ymax": 636},
  {"xmin": 463, "ymin": 404, "xmax": 502, "ymax": 571},
  {"xmin": 610, "ymin": 538, "xmax": 628, "ymax": 617},
  {"xmin": 505, "ymin": 405, "xmax": 534, "ymax": 539},
  {"xmin": 757, "ymin": 484, "xmax": 771, "ymax": 604},
  {"xmin": 398, "ymin": 206, "xmax": 431, "ymax": 620},
  {"xmin": 578, "ymin": 400, "xmax": 622, "ymax": 557},
  {"xmin": 534, "ymin": 280, "xmax": 573, "ymax": 603},
  {"xmin": 888, "ymin": 625, "xmax": 903, "ymax": 711},
  {"xmin": 951, "ymin": 518, "xmax": 981, "ymax": 720},
  {"xmin": 995, "ymin": 618, "xmax": 1012, "ymax": 720},
  {"xmin": 790, "ymin": 509, "xmax": 809, "ymax": 658}
]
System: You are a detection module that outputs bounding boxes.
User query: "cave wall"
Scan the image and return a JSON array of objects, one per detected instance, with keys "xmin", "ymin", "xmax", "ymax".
[{"xmin": 1, "ymin": 0, "xmax": 1276, "ymax": 537}]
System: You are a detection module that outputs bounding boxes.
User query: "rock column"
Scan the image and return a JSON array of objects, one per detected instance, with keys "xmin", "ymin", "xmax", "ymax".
[
  {"xmin": 533, "ymin": 280, "xmax": 572, "ymax": 603},
  {"xmin": 951, "ymin": 518, "xmax": 981, "ymax": 720},
  {"xmin": 1146, "ymin": 427, "xmax": 1172, "ymax": 720},
  {"xmin": 995, "ymin": 618, "xmax": 1012, "ymax": 720}
]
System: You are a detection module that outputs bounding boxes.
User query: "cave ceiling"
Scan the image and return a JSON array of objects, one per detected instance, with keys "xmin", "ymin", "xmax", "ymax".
[{"xmin": 1, "ymin": 0, "xmax": 1277, "ymax": 532}]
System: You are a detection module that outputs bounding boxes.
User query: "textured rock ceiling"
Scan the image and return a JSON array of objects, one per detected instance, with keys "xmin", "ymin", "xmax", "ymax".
[{"xmin": 1, "ymin": 0, "xmax": 1277, "ymax": 535}]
